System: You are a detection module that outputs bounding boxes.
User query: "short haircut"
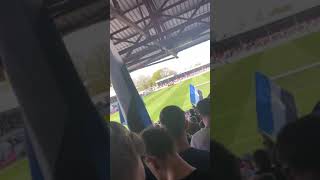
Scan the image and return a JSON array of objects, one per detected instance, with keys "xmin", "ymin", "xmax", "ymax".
[
  {"xmin": 312, "ymin": 101, "xmax": 320, "ymax": 117},
  {"xmin": 110, "ymin": 122, "xmax": 145, "ymax": 180},
  {"xmin": 196, "ymin": 98, "xmax": 210, "ymax": 117},
  {"xmin": 253, "ymin": 149, "xmax": 272, "ymax": 170},
  {"xmin": 141, "ymin": 127, "xmax": 175, "ymax": 159},
  {"xmin": 277, "ymin": 114, "xmax": 320, "ymax": 172},
  {"xmin": 159, "ymin": 106, "xmax": 186, "ymax": 138}
]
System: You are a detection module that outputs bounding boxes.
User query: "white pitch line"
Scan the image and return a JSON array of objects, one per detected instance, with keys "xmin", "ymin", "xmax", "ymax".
[
  {"xmin": 194, "ymin": 81, "xmax": 210, "ymax": 87},
  {"xmin": 271, "ymin": 61, "xmax": 320, "ymax": 80}
]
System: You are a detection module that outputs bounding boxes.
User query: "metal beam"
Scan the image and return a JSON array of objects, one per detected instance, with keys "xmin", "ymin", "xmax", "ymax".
[
  {"xmin": 177, "ymin": 0, "xmax": 208, "ymax": 35},
  {"xmin": 128, "ymin": 32, "xmax": 209, "ymax": 71},
  {"xmin": 120, "ymin": 12, "xmax": 210, "ymax": 55},
  {"xmin": 142, "ymin": 0, "xmax": 165, "ymax": 41},
  {"xmin": 111, "ymin": 0, "xmax": 208, "ymax": 38},
  {"xmin": 125, "ymin": 23, "xmax": 209, "ymax": 64},
  {"xmin": 110, "ymin": 6, "xmax": 178, "ymax": 58}
]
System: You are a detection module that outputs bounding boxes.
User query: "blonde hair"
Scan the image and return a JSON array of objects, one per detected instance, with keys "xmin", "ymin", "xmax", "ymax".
[{"xmin": 110, "ymin": 122, "xmax": 145, "ymax": 180}]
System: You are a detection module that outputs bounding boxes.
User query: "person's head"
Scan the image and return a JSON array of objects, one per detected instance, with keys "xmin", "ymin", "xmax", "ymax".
[
  {"xmin": 277, "ymin": 114, "xmax": 320, "ymax": 180},
  {"xmin": 312, "ymin": 101, "xmax": 320, "ymax": 117},
  {"xmin": 159, "ymin": 106, "xmax": 186, "ymax": 139},
  {"xmin": 140, "ymin": 127, "xmax": 176, "ymax": 180},
  {"xmin": 110, "ymin": 122, "xmax": 145, "ymax": 180},
  {"xmin": 196, "ymin": 98, "xmax": 211, "ymax": 127},
  {"xmin": 253, "ymin": 149, "xmax": 272, "ymax": 171},
  {"xmin": 185, "ymin": 109, "xmax": 201, "ymax": 135},
  {"xmin": 211, "ymin": 140, "xmax": 242, "ymax": 180}
]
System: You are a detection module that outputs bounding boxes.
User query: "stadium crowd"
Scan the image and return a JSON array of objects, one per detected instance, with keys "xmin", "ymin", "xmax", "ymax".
[
  {"xmin": 156, "ymin": 64, "xmax": 210, "ymax": 88},
  {"xmin": 109, "ymin": 90, "xmax": 320, "ymax": 180},
  {"xmin": 212, "ymin": 7, "xmax": 320, "ymax": 63},
  {"xmin": 0, "ymin": 108, "xmax": 25, "ymax": 169},
  {"xmin": 110, "ymin": 97, "xmax": 211, "ymax": 180}
]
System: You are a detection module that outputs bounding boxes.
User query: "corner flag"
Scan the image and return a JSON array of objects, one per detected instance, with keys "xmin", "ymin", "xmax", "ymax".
[{"xmin": 255, "ymin": 72, "xmax": 298, "ymax": 138}]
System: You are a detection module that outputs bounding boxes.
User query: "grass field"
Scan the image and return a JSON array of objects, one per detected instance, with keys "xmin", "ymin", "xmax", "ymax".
[
  {"xmin": 0, "ymin": 72, "xmax": 210, "ymax": 179},
  {"xmin": 212, "ymin": 31, "xmax": 320, "ymax": 156},
  {"xmin": 110, "ymin": 72, "xmax": 210, "ymax": 122}
]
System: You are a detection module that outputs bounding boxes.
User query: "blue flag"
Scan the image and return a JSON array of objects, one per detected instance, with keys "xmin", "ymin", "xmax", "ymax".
[
  {"xmin": 110, "ymin": 41, "xmax": 153, "ymax": 132},
  {"xmin": 190, "ymin": 84, "xmax": 203, "ymax": 106},
  {"xmin": 255, "ymin": 72, "xmax": 298, "ymax": 138}
]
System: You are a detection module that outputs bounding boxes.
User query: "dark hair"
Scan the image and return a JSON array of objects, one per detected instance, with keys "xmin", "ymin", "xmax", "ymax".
[
  {"xmin": 211, "ymin": 140, "xmax": 242, "ymax": 180},
  {"xmin": 312, "ymin": 101, "xmax": 320, "ymax": 117},
  {"xmin": 110, "ymin": 122, "xmax": 145, "ymax": 180},
  {"xmin": 277, "ymin": 114, "xmax": 320, "ymax": 172},
  {"xmin": 159, "ymin": 106, "xmax": 186, "ymax": 138},
  {"xmin": 253, "ymin": 149, "xmax": 272, "ymax": 171},
  {"xmin": 196, "ymin": 98, "xmax": 210, "ymax": 117},
  {"xmin": 141, "ymin": 127, "xmax": 175, "ymax": 159}
]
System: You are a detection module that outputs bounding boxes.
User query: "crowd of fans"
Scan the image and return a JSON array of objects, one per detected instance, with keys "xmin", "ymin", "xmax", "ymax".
[
  {"xmin": 109, "ymin": 89, "xmax": 320, "ymax": 179},
  {"xmin": 110, "ymin": 96, "xmax": 211, "ymax": 180},
  {"xmin": 156, "ymin": 64, "xmax": 210, "ymax": 88},
  {"xmin": 212, "ymin": 7, "xmax": 320, "ymax": 63},
  {"xmin": 211, "ymin": 101, "xmax": 320, "ymax": 180},
  {"xmin": 0, "ymin": 107, "xmax": 26, "ymax": 169}
]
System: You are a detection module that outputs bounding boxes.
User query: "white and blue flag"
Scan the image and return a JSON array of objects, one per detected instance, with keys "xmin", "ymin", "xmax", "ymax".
[
  {"xmin": 190, "ymin": 84, "xmax": 203, "ymax": 106},
  {"xmin": 255, "ymin": 72, "xmax": 298, "ymax": 138}
]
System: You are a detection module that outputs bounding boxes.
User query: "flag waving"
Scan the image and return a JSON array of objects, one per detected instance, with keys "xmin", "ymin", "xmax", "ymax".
[
  {"xmin": 190, "ymin": 84, "xmax": 203, "ymax": 106},
  {"xmin": 255, "ymin": 72, "xmax": 298, "ymax": 138}
]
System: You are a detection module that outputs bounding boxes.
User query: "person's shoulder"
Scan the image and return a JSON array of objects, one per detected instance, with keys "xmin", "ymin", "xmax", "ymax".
[
  {"xmin": 191, "ymin": 129, "xmax": 203, "ymax": 140},
  {"xmin": 193, "ymin": 128, "xmax": 210, "ymax": 137}
]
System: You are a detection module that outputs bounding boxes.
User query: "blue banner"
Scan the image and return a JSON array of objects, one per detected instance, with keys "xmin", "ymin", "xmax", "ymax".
[
  {"xmin": 190, "ymin": 84, "xmax": 203, "ymax": 106},
  {"xmin": 255, "ymin": 72, "xmax": 297, "ymax": 138}
]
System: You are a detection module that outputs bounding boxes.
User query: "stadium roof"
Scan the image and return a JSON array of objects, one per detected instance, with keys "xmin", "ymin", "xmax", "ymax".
[
  {"xmin": 0, "ymin": 0, "xmax": 108, "ymax": 112},
  {"xmin": 0, "ymin": 0, "xmax": 107, "ymax": 71},
  {"xmin": 110, "ymin": 0, "xmax": 210, "ymax": 72},
  {"xmin": 46, "ymin": 0, "xmax": 107, "ymax": 35}
]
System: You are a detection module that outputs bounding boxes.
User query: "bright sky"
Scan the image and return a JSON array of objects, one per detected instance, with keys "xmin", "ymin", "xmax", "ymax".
[
  {"xmin": 130, "ymin": 40, "xmax": 210, "ymax": 81},
  {"xmin": 110, "ymin": 40, "xmax": 210, "ymax": 96}
]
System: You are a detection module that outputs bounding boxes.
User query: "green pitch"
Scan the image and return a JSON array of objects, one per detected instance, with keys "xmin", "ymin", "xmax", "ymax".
[
  {"xmin": 0, "ymin": 159, "xmax": 31, "ymax": 180},
  {"xmin": 0, "ymin": 72, "xmax": 209, "ymax": 179},
  {"xmin": 110, "ymin": 72, "xmax": 210, "ymax": 122},
  {"xmin": 213, "ymin": 31, "xmax": 320, "ymax": 156}
]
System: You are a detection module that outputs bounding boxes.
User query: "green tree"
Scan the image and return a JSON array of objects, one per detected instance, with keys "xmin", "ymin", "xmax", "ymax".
[{"xmin": 149, "ymin": 68, "xmax": 177, "ymax": 86}]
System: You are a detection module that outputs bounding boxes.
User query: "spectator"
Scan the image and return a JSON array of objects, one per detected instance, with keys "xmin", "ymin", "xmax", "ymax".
[
  {"xmin": 185, "ymin": 109, "xmax": 201, "ymax": 136},
  {"xmin": 277, "ymin": 114, "xmax": 320, "ymax": 180},
  {"xmin": 250, "ymin": 149, "xmax": 276, "ymax": 180},
  {"xmin": 0, "ymin": 141, "xmax": 12, "ymax": 161},
  {"xmin": 240, "ymin": 154, "xmax": 255, "ymax": 180},
  {"xmin": 141, "ymin": 127, "xmax": 210, "ymax": 180},
  {"xmin": 160, "ymin": 106, "xmax": 210, "ymax": 170},
  {"xmin": 211, "ymin": 140, "xmax": 242, "ymax": 180},
  {"xmin": 191, "ymin": 98, "xmax": 210, "ymax": 151},
  {"xmin": 110, "ymin": 122, "xmax": 145, "ymax": 180}
]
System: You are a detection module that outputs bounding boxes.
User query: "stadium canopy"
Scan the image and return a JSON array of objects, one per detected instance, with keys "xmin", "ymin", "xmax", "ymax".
[
  {"xmin": 0, "ymin": 0, "xmax": 107, "ymax": 72},
  {"xmin": 110, "ymin": 0, "xmax": 210, "ymax": 72},
  {"xmin": 46, "ymin": 0, "xmax": 107, "ymax": 35},
  {"xmin": 0, "ymin": 0, "xmax": 108, "ymax": 112}
]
